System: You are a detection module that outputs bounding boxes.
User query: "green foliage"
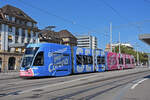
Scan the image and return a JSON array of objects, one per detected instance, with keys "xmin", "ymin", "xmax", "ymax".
[{"xmin": 113, "ymin": 45, "xmax": 148, "ymax": 64}]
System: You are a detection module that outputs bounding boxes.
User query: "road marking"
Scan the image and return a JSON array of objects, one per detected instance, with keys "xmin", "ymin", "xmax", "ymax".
[{"xmin": 130, "ymin": 78, "xmax": 148, "ymax": 90}]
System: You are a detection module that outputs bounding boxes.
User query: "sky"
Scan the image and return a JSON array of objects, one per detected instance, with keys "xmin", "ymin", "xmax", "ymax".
[{"xmin": 0, "ymin": 0, "xmax": 150, "ymax": 53}]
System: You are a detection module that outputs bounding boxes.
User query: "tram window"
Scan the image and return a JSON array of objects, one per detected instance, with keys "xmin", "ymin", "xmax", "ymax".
[
  {"xmin": 53, "ymin": 53, "xmax": 70, "ymax": 66},
  {"xmin": 119, "ymin": 58, "xmax": 123, "ymax": 64},
  {"xmin": 101, "ymin": 56, "xmax": 105, "ymax": 64},
  {"xmin": 125, "ymin": 58, "xmax": 130, "ymax": 64},
  {"xmin": 128, "ymin": 59, "xmax": 131, "ymax": 64},
  {"xmin": 84, "ymin": 56, "xmax": 93, "ymax": 65},
  {"xmin": 33, "ymin": 52, "xmax": 44, "ymax": 66},
  {"xmin": 132, "ymin": 59, "xmax": 135, "ymax": 64},
  {"xmin": 97, "ymin": 56, "xmax": 101, "ymax": 64},
  {"xmin": 76, "ymin": 55, "xmax": 83, "ymax": 65},
  {"xmin": 97, "ymin": 56, "xmax": 105, "ymax": 64},
  {"xmin": 76, "ymin": 55, "xmax": 93, "ymax": 65}
]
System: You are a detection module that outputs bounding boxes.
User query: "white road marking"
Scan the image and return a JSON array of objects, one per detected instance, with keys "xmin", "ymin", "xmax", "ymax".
[{"xmin": 130, "ymin": 78, "xmax": 148, "ymax": 90}]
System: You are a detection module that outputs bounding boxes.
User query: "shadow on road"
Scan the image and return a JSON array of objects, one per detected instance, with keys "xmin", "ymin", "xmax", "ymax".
[{"xmin": 144, "ymin": 75, "xmax": 150, "ymax": 78}]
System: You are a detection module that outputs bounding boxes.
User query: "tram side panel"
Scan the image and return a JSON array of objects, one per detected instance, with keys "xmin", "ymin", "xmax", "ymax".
[
  {"xmin": 73, "ymin": 47, "xmax": 94, "ymax": 74},
  {"xmin": 105, "ymin": 52, "xmax": 118, "ymax": 70},
  {"xmin": 117, "ymin": 53, "xmax": 125, "ymax": 70},
  {"xmin": 124, "ymin": 54, "xmax": 135, "ymax": 69},
  {"xmin": 46, "ymin": 44, "xmax": 72, "ymax": 76},
  {"xmin": 131, "ymin": 55, "xmax": 135, "ymax": 68},
  {"xmin": 95, "ymin": 49, "xmax": 105, "ymax": 72},
  {"xmin": 20, "ymin": 43, "xmax": 72, "ymax": 77}
]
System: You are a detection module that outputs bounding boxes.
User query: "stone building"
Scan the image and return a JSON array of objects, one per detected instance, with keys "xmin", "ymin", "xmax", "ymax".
[
  {"xmin": 38, "ymin": 27, "xmax": 77, "ymax": 46},
  {"xmin": 0, "ymin": 5, "xmax": 39, "ymax": 72}
]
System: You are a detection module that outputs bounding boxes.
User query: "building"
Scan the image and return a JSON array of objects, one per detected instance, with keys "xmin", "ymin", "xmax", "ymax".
[
  {"xmin": 139, "ymin": 34, "xmax": 150, "ymax": 45},
  {"xmin": 139, "ymin": 34, "xmax": 150, "ymax": 67},
  {"xmin": 59, "ymin": 30, "xmax": 77, "ymax": 46},
  {"xmin": 38, "ymin": 27, "xmax": 77, "ymax": 46},
  {"xmin": 105, "ymin": 43, "xmax": 133, "ymax": 52},
  {"xmin": 0, "ymin": 5, "xmax": 39, "ymax": 72},
  {"xmin": 76, "ymin": 35, "xmax": 97, "ymax": 49}
]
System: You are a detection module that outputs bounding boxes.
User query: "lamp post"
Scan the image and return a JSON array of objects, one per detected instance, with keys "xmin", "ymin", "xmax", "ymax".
[{"xmin": 135, "ymin": 42, "xmax": 139, "ymax": 66}]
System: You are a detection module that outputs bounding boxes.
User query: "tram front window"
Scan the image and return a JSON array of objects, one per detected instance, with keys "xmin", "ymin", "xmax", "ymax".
[{"xmin": 21, "ymin": 47, "xmax": 39, "ymax": 68}]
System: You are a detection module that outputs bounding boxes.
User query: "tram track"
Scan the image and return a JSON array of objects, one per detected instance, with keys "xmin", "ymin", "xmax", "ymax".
[
  {"xmin": 37, "ymin": 70, "xmax": 150, "ymax": 100},
  {"xmin": 0, "ymin": 69, "xmax": 150, "ymax": 99}
]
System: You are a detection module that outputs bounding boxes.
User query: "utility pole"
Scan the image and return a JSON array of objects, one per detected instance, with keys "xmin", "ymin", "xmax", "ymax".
[
  {"xmin": 119, "ymin": 32, "xmax": 121, "ymax": 54},
  {"xmin": 136, "ymin": 47, "xmax": 139, "ymax": 66},
  {"xmin": 135, "ymin": 42, "xmax": 139, "ymax": 66},
  {"xmin": 110, "ymin": 22, "xmax": 112, "ymax": 52}
]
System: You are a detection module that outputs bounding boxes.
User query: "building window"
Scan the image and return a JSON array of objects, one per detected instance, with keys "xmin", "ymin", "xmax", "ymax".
[
  {"xmin": 27, "ymin": 38, "xmax": 30, "ymax": 43},
  {"xmin": 22, "ymin": 29, "xmax": 25, "ymax": 37},
  {"xmin": 21, "ymin": 48, "xmax": 25, "ymax": 53},
  {"xmin": 15, "ymin": 28, "xmax": 19, "ymax": 36},
  {"xmin": 33, "ymin": 39, "xmax": 36, "ymax": 43},
  {"xmin": 33, "ymin": 33, "xmax": 36, "ymax": 37},
  {"xmin": 0, "ymin": 24, "xmax": 1, "ymax": 31},
  {"xmin": 0, "ymin": 15, "xmax": 2, "ymax": 20},
  {"xmin": 0, "ymin": 35, "xmax": 1, "ymax": 41},
  {"xmin": 27, "ymin": 22, "xmax": 32, "ymax": 27},
  {"xmin": 28, "ymin": 29, "xmax": 31, "ymax": 38},
  {"xmin": 22, "ymin": 37, "xmax": 24, "ymax": 43},
  {"xmin": 15, "ymin": 36, "xmax": 18, "ymax": 43},
  {"xmin": 63, "ymin": 38, "xmax": 70, "ymax": 42},
  {"xmin": 15, "ymin": 19, "xmax": 18, "ymax": 24},
  {"xmin": 33, "ymin": 23, "xmax": 36, "ymax": 27},
  {"xmin": 21, "ymin": 21, "xmax": 25, "ymax": 25},
  {"xmin": 5, "ymin": 15, "xmax": 9, "ymax": 20},
  {"xmin": 9, "ymin": 16, "xmax": 12, "ymax": 21},
  {"xmin": 15, "ymin": 48, "xmax": 19, "ymax": 52},
  {"xmin": 8, "ymin": 35, "xmax": 12, "ymax": 43},
  {"xmin": 8, "ymin": 26, "xmax": 12, "ymax": 32}
]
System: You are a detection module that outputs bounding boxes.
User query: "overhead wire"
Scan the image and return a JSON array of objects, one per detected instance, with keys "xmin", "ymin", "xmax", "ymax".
[
  {"xmin": 1, "ymin": 0, "xmax": 150, "ymax": 50},
  {"xmin": 16, "ymin": 0, "xmax": 110, "ymax": 37}
]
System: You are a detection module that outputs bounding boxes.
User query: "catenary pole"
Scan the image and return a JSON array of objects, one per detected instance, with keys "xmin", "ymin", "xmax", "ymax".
[{"xmin": 110, "ymin": 22, "xmax": 112, "ymax": 52}]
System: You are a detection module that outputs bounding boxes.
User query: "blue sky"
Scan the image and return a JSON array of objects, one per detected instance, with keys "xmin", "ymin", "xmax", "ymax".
[{"xmin": 0, "ymin": 0, "xmax": 150, "ymax": 53}]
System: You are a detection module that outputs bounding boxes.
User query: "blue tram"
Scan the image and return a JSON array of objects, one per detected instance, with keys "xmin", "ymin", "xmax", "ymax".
[{"xmin": 20, "ymin": 43, "xmax": 105, "ymax": 77}]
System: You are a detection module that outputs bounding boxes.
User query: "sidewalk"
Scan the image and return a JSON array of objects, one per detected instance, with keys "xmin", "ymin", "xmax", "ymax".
[{"xmin": 0, "ymin": 71, "xmax": 19, "ymax": 80}]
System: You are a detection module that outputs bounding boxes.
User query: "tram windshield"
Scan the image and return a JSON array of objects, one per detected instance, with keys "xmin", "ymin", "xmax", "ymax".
[{"xmin": 21, "ymin": 47, "xmax": 39, "ymax": 68}]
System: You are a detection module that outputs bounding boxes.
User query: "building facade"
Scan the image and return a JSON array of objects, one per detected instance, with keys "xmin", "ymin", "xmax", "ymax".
[
  {"xmin": 139, "ymin": 34, "xmax": 150, "ymax": 67},
  {"xmin": 76, "ymin": 35, "xmax": 97, "ymax": 49},
  {"xmin": 0, "ymin": 5, "xmax": 39, "ymax": 72}
]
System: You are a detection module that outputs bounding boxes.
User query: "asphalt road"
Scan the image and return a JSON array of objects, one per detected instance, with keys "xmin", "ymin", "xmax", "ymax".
[{"xmin": 0, "ymin": 67, "xmax": 150, "ymax": 100}]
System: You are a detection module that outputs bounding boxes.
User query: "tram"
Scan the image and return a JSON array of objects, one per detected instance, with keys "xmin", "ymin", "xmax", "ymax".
[{"xmin": 20, "ymin": 43, "xmax": 135, "ymax": 77}]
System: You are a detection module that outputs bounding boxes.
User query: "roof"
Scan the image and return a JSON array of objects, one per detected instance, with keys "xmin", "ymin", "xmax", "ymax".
[
  {"xmin": 58, "ymin": 30, "xmax": 76, "ymax": 39},
  {"xmin": 139, "ymin": 34, "xmax": 150, "ymax": 45},
  {"xmin": 38, "ymin": 30, "xmax": 61, "ymax": 42},
  {"xmin": 0, "ymin": 5, "xmax": 36, "ymax": 23},
  {"xmin": 39, "ymin": 30, "xmax": 60, "ymax": 38}
]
